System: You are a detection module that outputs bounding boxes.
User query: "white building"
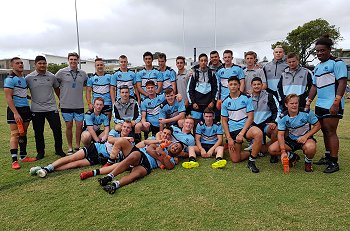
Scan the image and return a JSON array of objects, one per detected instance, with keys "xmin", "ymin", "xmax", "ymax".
[{"xmin": 44, "ymin": 54, "xmax": 95, "ymax": 75}]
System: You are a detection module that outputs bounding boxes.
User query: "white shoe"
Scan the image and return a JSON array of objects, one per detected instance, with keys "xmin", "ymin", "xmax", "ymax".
[
  {"xmin": 29, "ymin": 166, "xmax": 42, "ymax": 175},
  {"xmin": 244, "ymin": 144, "xmax": 252, "ymax": 151},
  {"xmin": 37, "ymin": 169, "xmax": 48, "ymax": 178}
]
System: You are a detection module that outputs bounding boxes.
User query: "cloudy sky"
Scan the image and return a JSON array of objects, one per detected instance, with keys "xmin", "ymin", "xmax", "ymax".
[{"xmin": 1, "ymin": 0, "xmax": 350, "ymax": 67}]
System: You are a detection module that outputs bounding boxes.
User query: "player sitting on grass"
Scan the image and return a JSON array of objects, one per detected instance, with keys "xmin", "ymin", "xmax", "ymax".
[
  {"xmin": 96, "ymin": 138, "xmax": 183, "ymax": 194},
  {"xmin": 29, "ymin": 123, "xmax": 133, "ymax": 178},
  {"xmin": 182, "ymin": 107, "xmax": 226, "ymax": 169},
  {"xmin": 268, "ymin": 94, "xmax": 321, "ymax": 173}
]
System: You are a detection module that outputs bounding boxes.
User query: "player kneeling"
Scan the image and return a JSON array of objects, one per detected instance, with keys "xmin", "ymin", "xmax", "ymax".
[
  {"xmin": 182, "ymin": 108, "xmax": 226, "ymax": 169},
  {"xmin": 268, "ymin": 94, "xmax": 321, "ymax": 173}
]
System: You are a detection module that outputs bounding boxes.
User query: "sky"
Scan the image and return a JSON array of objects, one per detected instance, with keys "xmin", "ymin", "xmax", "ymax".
[{"xmin": 1, "ymin": 0, "xmax": 350, "ymax": 67}]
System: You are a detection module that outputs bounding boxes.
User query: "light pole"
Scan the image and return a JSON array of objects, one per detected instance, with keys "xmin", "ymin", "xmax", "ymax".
[{"xmin": 74, "ymin": 0, "xmax": 81, "ymax": 69}]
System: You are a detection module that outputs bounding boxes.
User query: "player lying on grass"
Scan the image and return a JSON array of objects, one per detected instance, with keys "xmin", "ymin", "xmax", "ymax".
[
  {"xmin": 94, "ymin": 138, "xmax": 183, "ymax": 194},
  {"xmin": 29, "ymin": 122, "xmax": 134, "ymax": 178},
  {"xmin": 182, "ymin": 107, "xmax": 226, "ymax": 169},
  {"xmin": 268, "ymin": 94, "xmax": 321, "ymax": 173},
  {"xmin": 80, "ymin": 126, "xmax": 175, "ymax": 180}
]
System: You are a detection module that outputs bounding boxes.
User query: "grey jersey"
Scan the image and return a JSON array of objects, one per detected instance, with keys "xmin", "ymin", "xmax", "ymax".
[
  {"xmin": 176, "ymin": 69, "xmax": 192, "ymax": 102},
  {"xmin": 55, "ymin": 67, "xmax": 88, "ymax": 109},
  {"xmin": 26, "ymin": 70, "xmax": 59, "ymax": 112},
  {"xmin": 243, "ymin": 68, "xmax": 266, "ymax": 93}
]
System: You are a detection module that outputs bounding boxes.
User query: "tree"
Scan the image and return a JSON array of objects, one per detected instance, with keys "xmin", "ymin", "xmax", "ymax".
[
  {"xmin": 47, "ymin": 63, "xmax": 68, "ymax": 74},
  {"xmin": 272, "ymin": 18, "xmax": 342, "ymax": 66}
]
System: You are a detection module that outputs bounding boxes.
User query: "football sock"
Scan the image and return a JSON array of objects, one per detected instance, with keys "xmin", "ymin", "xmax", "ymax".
[
  {"xmin": 304, "ymin": 156, "xmax": 312, "ymax": 163},
  {"xmin": 93, "ymin": 169, "xmax": 100, "ymax": 176},
  {"xmin": 107, "ymin": 158, "xmax": 116, "ymax": 164},
  {"xmin": 249, "ymin": 155, "xmax": 256, "ymax": 162},
  {"xmin": 189, "ymin": 156, "xmax": 196, "ymax": 162},
  {"xmin": 329, "ymin": 156, "xmax": 338, "ymax": 163},
  {"xmin": 44, "ymin": 164, "xmax": 54, "ymax": 173},
  {"xmin": 325, "ymin": 151, "xmax": 330, "ymax": 159},
  {"xmin": 112, "ymin": 180, "xmax": 120, "ymax": 189},
  {"xmin": 107, "ymin": 173, "xmax": 114, "ymax": 179},
  {"xmin": 18, "ymin": 135, "xmax": 27, "ymax": 159},
  {"xmin": 10, "ymin": 149, "xmax": 18, "ymax": 162},
  {"xmin": 287, "ymin": 152, "xmax": 294, "ymax": 159},
  {"xmin": 216, "ymin": 157, "xmax": 223, "ymax": 161}
]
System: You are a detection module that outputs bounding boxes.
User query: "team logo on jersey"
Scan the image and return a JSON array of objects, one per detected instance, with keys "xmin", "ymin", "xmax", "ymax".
[
  {"xmin": 253, "ymin": 74, "xmax": 257, "ymax": 77},
  {"xmin": 213, "ymin": 129, "xmax": 217, "ymax": 133},
  {"xmin": 299, "ymin": 75, "xmax": 303, "ymax": 78},
  {"xmin": 107, "ymin": 77, "xmax": 110, "ymax": 81},
  {"xmin": 94, "ymin": 78, "xmax": 98, "ymax": 82},
  {"xmin": 142, "ymin": 73, "xmax": 146, "ymax": 76},
  {"xmin": 228, "ymin": 102, "xmax": 231, "ymax": 107},
  {"xmin": 301, "ymin": 118, "xmax": 307, "ymax": 124},
  {"xmin": 241, "ymin": 101, "xmax": 246, "ymax": 106},
  {"xmin": 185, "ymin": 138, "xmax": 189, "ymax": 143},
  {"xmin": 118, "ymin": 74, "xmax": 122, "ymax": 78},
  {"xmin": 18, "ymin": 80, "xmax": 21, "ymax": 85},
  {"xmin": 220, "ymin": 71, "xmax": 224, "ymax": 75},
  {"xmin": 148, "ymin": 102, "xmax": 151, "ymax": 105},
  {"xmin": 324, "ymin": 66, "xmax": 329, "ymax": 71}
]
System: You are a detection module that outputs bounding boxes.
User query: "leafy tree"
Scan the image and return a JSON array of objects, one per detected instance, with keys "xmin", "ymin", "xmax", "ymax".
[
  {"xmin": 47, "ymin": 63, "xmax": 68, "ymax": 74},
  {"xmin": 272, "ymin": 18, "xmax": 342, "ymax": 66}
]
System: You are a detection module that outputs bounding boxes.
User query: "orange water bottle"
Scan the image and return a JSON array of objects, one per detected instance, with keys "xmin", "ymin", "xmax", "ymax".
[
  {"xmin": 160, "ymin": 141, "xmax": 171, "ymax": 149},
  {"xmin": 16, "ymin": 120, "xmax": 25, "ymax": 136},
  {"xmin": 282, "ymin": 156, "xmax": 290, "ymax": 174}
]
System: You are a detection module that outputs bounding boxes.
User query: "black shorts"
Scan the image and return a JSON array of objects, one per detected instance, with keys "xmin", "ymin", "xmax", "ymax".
[
  {"xmin": 83, "ymin": 144, "xmax": 108, "ymax": 165},
  {"xmin": 315, "ymin": 106, "xmax": 343, "ymax": 119},
  {"xmin": 118, "ymin": 146, "xmax": 140, "ymax": 163},
  {"xmin": 284, "ymin": 136, "xmax": 316, "ymax": 152},
  {"xmin": 229, "ymin": 129, "xmax": 249, "ymax": 143},
  {"xmin": 7, "ymin": 106, "xmax": 31, "ymax": 124},
  {"xmin": 139, "ymin": 151, "xmax": 152, "ymax": 174},
  {"xmin": 149, "ymin": 125, "xmax": 160, "ymax": 136},
  {"xmin": 102, "ymin": 105, "xmax": 112, "ymax": 113},
  {"xmin": 202, "ymin": 143, "xmax": 214, "ymax": 152}
]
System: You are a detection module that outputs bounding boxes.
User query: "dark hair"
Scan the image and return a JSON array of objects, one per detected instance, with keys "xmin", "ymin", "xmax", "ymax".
[
  {"xmin": 245, "ymin": 51, "xmax": 257, "ymax": 59},
  {"xmin": 94, "ymin": 97, "xmax": 105, "ymax": 104},
  {"xmin": 10, "ymin": 57, "xmax": 21, "ymax": 63},
  {"xmin": 210, "ymin": 50, "xmax": 219, "ymax": 56},
  {"xmin": 95, "ymin": 58, "xmax": 103, "ymax": 62},
  {"xmin": 158, "ymin": 53, "xmax": 166, "ymax": 60},
  {"xmin": 176, "ymin": 56, "xmax": 185, "ymax": 62},
  {"xmin": 228, "ymin": 76, "xmax": 240, "ymax": 83},
  {"xmin": 198, "ymin": 53, "xmax": 208, "ymax": 60},
  {"xmin": 119, "ymin": 85, "xmax": 130, "ymax": 91},
  {"xmin": 286, "ymin": 52, "xmax": 299, "ymax": 60},
  {"xmin": 251, "ymin": 77, "xmax": 262, "ymax": 84},
  {"xmin": 143, "ymin": 51, "xmax": 153, "ymax": 60},
  {"xmin": 68, "ymin": 52, "xmax": 79, "ymax": 59},
  {"xmin": 119, "ymin": 54, "xmax": 127, "ymax": 59},
  {"xmin": 164, "ymin": 88, "xmax": 174, "ymax": 95},
  {"xmin": 203, "ymin": 107, "xmax": 214, "ymax": 115},
  {"xmin": 34, "ymin": 55, "xmax": 46, "ymax": 63},
  {"xmin": 145, "ymin": 80, "xmax": 155, "ymax": 86},
  {"xmin": 223, "ymin": 50, "xmax": 233, "ymax": 56},
  {"xmin": 315, "ymin": 35, "xmax": 334, "ymax": 48},
  {"xmin": 163, "ymin": 125, "xmax": 173, "ymax": 134}
]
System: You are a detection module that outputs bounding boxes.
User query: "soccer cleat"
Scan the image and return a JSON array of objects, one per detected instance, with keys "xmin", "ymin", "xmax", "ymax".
[
  {"xmin": 21, "ymin": 156, "xmax": 37, "ymax": 162},
  {"xmin": 244, "ymin": 144, "xmax": 253, "ymax": 151},
  {"xmin": 80, "ymin": 171, "xmax": 94, "ymax": 180},
  {"xmin": 270, "ymin": 155, "xmax": 279, "ymax": 163},
  {"xmin": 247, "ymin": 161, "xmax": 260, "ymax": 173},
  {"xmin": 305, "ymin": 162, "xmax": 313, "ymax": 172},
  {"xmin": 30, "ymin": 166, "xmax": 42, "ymax": 175},
  {"xmin": 257, "ymin": 152, "xmax": 265, "ymax": 157},
  {"xmin": 36, "ymin": 169, "xmax": 48, "ymax": 178},
  {"xmin": 182, "ymin": 161, "xmax": 199, "ymax": 169},
  {"xmin": 55, "ymin": 151, "xmax": 66, "ymax": 157},
  {"xmin": 289, "ymin": 153, "xmax": 300, "ymax": 167},
  {"xmin": 102, "ymin": 184, "xmax": 117, "ymax": 194},
  {"xmin": 11, "ymin": 161, "xmax": 21, "ymax": 170},
  {"xmin": 323, "ymin": 162, "xmax": 339, "ymax": 174},
  {"xmin": 67, "ymin": 149, "xmax": 74, "ymax": 155},
  {"xmin": 314, "ymin": 157, "xmax": 330, "ymax": 165},
  {"xmin": 211, "ymin": 159, "xmax": 227, "ymax": 169},
  {"xmin": 98, "ymin": 176, "xmax": 112, "ymax": 186}
]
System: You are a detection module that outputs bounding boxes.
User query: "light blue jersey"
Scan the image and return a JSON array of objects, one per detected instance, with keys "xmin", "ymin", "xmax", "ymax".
[
  {"xmin": 171, "ymin": 125, "xmax": 195, "ymax": 153},
  {"xmin": 160, "ymin": 66, "xmax": 176, "ymax": 91},
  {"xmin": 4, "ymin": 74, "xmax": 29, "ymax": 107},
  {"xmin": 221, "ymin": 93, "xmax": 254, "ymax": 132},
  {"xmin": 87, "ymin": 73, "xmax": 112, "ymax": 106},
  {"xmin": 216, "ymin": 64, "xmax": 245, "ymax": 100},
  {"xmin": 84, "ymin": 111, "xmax": 109, "ymax": 131},
  {"xmin": 313, "ymin": 58, "xmax": 348, "ymax": 109},
  {"xmin": 159, "ymin": 100, "xmax": 186, "ymax": 125},
  {"xmin": 141, "ymin": 94, "xmax": 166, "ymax": 127},
  {"xmin": 136, "ymin": 68, "xmax": 162, "ymax": 98},
  {"xmin": 278, "ymin": 109, "xmax": 318, "ymax": 141},
  {"xmin": 195, "ymin": 122, "xmax": 223, "ymax": 145},
  {"xmin": 111, "ymin": 69, "xmax": 136, "ymax": 99}
]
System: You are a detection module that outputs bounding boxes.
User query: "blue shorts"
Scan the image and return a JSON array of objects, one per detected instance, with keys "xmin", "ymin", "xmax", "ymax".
[{"xmin": 61, "ymin": 108, "xmax": 84, "ymax": 122}]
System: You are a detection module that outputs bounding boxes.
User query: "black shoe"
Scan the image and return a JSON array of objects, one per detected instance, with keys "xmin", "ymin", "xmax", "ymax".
[
  {"xmin": 270, "ymin": 155, "xmax": 279, "ymax": 163},
  {"xmin": 323, "ymin": 162, "xmax": 339, "ymax": 174},
  {"xmin": 103, "ymin": 184, "xmax": 116, "ymax": 194},
  {"xmin": 289, "ymin": 152, "xmax": 300, "ymax": 167},
  {"xmin": 55, "ymin": 151, "xmax": 66, "ymax": 157},
  {"xmin": 247, "ymin": 161, "xmax": 260, "ymax": 173},
  {"xmin": 98, "ymin": 176, "xmax": 112, "ymax": 186},
  {"xmin": 314, "ymin": 157, "xmax": 330, "ymax": 165},
  {"xmin": 36, "ymin": 154, "xmax": 45, "ymax": 160}
]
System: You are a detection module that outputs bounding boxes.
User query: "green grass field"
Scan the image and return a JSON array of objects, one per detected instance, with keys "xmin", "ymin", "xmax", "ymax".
[{"xmin": 1, "ymin": 89, "xmax": 350, "ymax": 231}]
